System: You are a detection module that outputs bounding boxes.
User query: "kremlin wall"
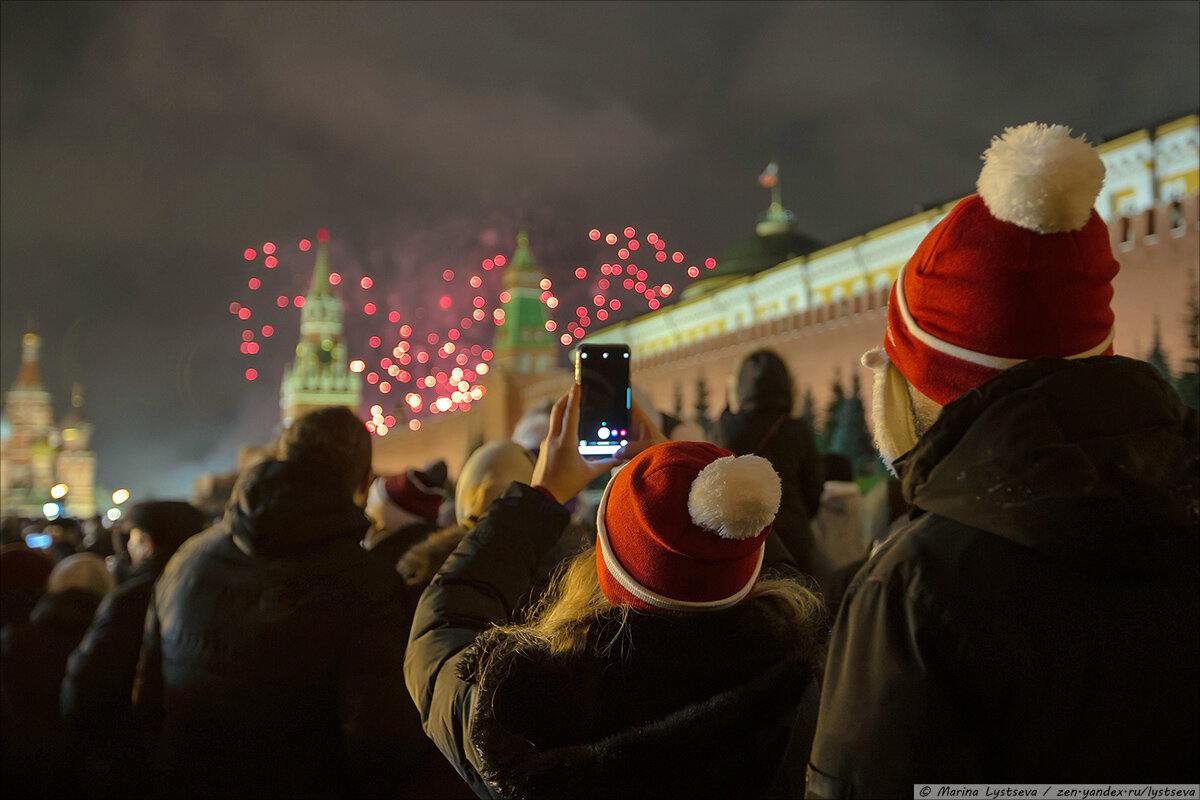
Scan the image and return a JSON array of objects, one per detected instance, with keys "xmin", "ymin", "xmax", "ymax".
[{"xmin": 372, "ymin": 114, "xmax": 1199, "ymax": 479}]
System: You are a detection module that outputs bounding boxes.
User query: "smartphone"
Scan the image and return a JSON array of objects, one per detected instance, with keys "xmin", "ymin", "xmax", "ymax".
[{"xmin": 575, "ymin": 343, "xmax": 631, "ymax": 458}]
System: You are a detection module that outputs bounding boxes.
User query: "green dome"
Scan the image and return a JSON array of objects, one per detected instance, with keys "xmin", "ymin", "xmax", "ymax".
[
  {"xmin": 712, "ymin": 228, "xmax": 823, "ymax": 277},
  {"xmin": 683, "ymin": 227, "xmax": 823, "ymax": 300}
]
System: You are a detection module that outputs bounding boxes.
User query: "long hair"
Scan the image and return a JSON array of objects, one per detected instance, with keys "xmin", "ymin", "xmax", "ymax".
[{"xmin": 485, "ymin": 544, "xmax": 827, "ymax": 668}]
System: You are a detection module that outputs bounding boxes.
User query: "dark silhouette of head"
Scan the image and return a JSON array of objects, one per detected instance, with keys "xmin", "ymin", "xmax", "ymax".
[{"xmin": 277, "ymin": 406, "xmax": 372, "ymax": 495}]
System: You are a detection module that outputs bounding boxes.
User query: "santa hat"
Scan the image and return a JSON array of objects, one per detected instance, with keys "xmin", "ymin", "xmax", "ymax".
[
  {"xmin": 596, "ymin": 441, "xmax": 781, "ymax": 612},
  {"xmin": 367, "ymin": 461, "xmax": 447, "ymax": 532},
  {"xmin": 885, "ymin": 123, "xmax": 1119, "ymax": 406}
]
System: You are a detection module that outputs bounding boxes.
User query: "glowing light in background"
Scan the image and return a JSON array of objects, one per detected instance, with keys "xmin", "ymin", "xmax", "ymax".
[
  {"xmin": 263, "ymin": 242, "xmax": 276, "ymax": 255},
  {"xmin": 245, "ymin": 368, "xmax": 258, "ymax": 381},
  {"xmin": 360, "ymin": 276, "xmax": 373, "ymax": 289},
  {"xmin": 248, "ymin": 277, "xmax": 261, "ymax": 290},
  {"xmin": 51, "ymin": 483, "xmax": 68, "ymax": 499},
  {"xmin": 299, "ymin": 238, "xmax": 312, "ymax": 251},
  {"xmin": 112, "ymin": 489, "xmax": 130, "ymax": 505},
  {"xmin": 243, "ymin": 248, "xmax": 256, "ymax": 261},
  {"xmin": 329, "ymin": 272, "xmax": 342, "ymax": 285}
]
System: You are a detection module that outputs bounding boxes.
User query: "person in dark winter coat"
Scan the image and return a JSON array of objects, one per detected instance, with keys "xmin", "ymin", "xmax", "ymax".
[
  {"xmin": 396, "ymin": 440, "xmax": 536, "ymax": 593},
  {"xmin": 363, "ymin": 460, "xmax": 449, "ymax": 571},
  {"xmin": 807, "ymin": 124, "xmax": 1200, "ymax": 797},
  {"xmin": 0, "ymin": 543, "xmax": 56, "ymax": 628},
  {"xmin": 406, "ymin": 386, "xmax": 828, "ymax": 800},
  {"xmin": 712, "ymin": 348, "xmax": 823, "ymax": 574},
  {"xmin": 60, "ymin": 501, "xmax": 208, "ymax": 797},
  {"xmin": 2, "ymin": 553, "xmax": 114, "ymax": 798},
  {"xmin": 134, "ymin": 407, "xmax": 428, "ymax": 799}
]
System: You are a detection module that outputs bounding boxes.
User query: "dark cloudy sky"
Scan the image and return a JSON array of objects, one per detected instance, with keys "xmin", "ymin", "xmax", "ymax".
[{"xmin": 2, "ymin": 1, "xmax": 1197, "ymax": 503}]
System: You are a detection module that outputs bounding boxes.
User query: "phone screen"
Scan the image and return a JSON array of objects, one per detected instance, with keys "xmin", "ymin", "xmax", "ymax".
[
  {"xmin": 25, "ymin": 533, "xmax": 52, "ymax": 550},
  {"xmin": 576, "ymin": 344, "xmax": 631, "ymax": 458}
]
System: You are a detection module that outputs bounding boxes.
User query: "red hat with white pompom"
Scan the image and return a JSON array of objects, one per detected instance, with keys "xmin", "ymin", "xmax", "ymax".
[
  {"xmin": 884, "ymin": 123, "xmax": 1120, "ymax": 406},
  {"xmin": 596, "ymin": 441, "xmax": 781, "ymax": 612}
]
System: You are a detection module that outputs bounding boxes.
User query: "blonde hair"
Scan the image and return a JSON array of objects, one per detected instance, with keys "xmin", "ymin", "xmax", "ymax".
[{"xmin": 485, "ymin": 545, "xmax": 826, "ymax": 668}]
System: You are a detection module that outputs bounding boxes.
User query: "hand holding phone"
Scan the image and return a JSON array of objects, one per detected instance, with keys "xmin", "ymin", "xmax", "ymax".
[{"xmin": 531, "ymin": 385, "xmax": 622, "ymax": 504}]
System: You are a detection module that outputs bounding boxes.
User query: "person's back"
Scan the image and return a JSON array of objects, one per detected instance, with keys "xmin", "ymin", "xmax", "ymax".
[
  {"xmin": 810, "ymin": 358, "xmax": 1198, "ymax": 794},
  {"xmin": 408, "ymin": 389, "xmax": 828, "ymax": 799},
  {"xmin": 712, "ymin": 349, "xmax": 823, "ymax": 569},
  {"xmin": 135, "ymin": 408, "xmax": 425, "ymax": 799},
  {"xmin": 808, "ymin": 123, "xmax": 1199, "ymax": 796},
  {"xmin": 1, "ymin": 553, "xmax": 113, "ymax": 798}
]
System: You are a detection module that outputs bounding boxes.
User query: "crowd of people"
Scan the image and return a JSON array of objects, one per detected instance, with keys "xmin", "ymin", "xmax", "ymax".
[{"xmin": 2, "ymin": 124, "xmax": 1197, "ymax": 799}]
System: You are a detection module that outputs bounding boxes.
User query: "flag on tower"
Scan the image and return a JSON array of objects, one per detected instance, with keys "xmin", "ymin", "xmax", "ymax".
[{"xmin": 758, "ymin": 161, "xmax": 779, "ymax": 188}]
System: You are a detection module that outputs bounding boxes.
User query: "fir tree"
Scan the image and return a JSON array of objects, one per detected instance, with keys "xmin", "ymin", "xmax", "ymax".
[
  {"xmin": 830, "ymin": 373, "xmax": 876, "ymax": 476},
  {"xmin": 1145, "ymin": 317, "xmax": 1172, "ymax": 381},
  {"xmin": 799, "ymin": 387, "xmax": 816, "ymax": 439},
  {"xmin": 1176, "ymin": 283, "xmax": 1200, "ymax": 410},
  {"xmin": 816, "ymin": 372, "xmax": 845, "ymax": 455},
  {"xmin": 694, "ymin": 375, "xmax": 711, "ymax": 436},
  {"xmin": 673, "ymin": 382, "xmax": 684, "ymax": 420}
]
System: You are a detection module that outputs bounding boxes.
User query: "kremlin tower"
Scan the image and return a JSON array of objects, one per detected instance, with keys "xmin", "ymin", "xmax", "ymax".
[
  {"xmin": 0, "ymin": 325, "xmax": 97, "ymax": 518},
  {"xmin": 279, "ymin": 234, "xmax": 362, "ymax": 427},
  {"xmin": 491, "ymin": 231, "xmax": 558, "ymax": 373}
]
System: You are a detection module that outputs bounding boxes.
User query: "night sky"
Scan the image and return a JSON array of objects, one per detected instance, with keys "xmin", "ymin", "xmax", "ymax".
[{"xmin": 2, "ymin": 1, "xmax": 1197, "ymax": 502}]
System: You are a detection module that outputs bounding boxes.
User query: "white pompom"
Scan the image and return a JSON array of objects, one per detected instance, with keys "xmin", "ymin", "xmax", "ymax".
[
  {"xmin": 976, "ymin": 123, "xmax": 1104, "ymax": 234},
  {"xmin": 687, "ymin": 455, "xmax": 781, "ymax": 540}
]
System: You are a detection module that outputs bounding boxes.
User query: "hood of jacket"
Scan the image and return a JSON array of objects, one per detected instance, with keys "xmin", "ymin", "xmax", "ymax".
[
  {"xmin": 894, "ymin": 356, "xmax": 1199, "ymax": 574},
  {"xmin": 225, "ymin": 459, "xmax": 371, "ymax": 558},
  {"xmin": 727, "ymin": 349, "xmax": 794, "ymax": 415},
  {"xmin": 459, "ymin": 596, "xmax": 821, "ymax": 800}
]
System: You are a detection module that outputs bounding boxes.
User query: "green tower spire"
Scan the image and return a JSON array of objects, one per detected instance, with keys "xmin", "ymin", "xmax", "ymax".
[
  {"xmin": 308, "ymin": 239, "xmax": 332, "ymax": 298},
  {"xmin": 493, "ymin": 231, "xmax": 557, "ymax": 373}
]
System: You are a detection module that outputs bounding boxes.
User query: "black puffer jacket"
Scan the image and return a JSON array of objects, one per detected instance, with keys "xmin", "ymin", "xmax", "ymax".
[
  {"xmin": 61, "ymin": 559, "xmax": 159, "ymax": 733},
  {"xmin": 713, "ymin": 350, "xmax": 823, "ymax": 569},
  {"xmin": 807, "ymin": 357, "xmax": 1200, "ymax": 797},
  {"xmin": 135, "ymin": 459, "xmax": 430, "ymax": 799},
  {"xmin": 406, "ymin": 483, "xmax": 824, "ymax": 800}
]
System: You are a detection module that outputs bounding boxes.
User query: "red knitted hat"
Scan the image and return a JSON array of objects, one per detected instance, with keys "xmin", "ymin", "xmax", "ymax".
[
  {"xmin": 884, "ymin": 123, "xmax": 1119, "ymax": 406},
  {"xmin": 378, "ymin": 468, "xmax": 444, "ymax": 521},
  {"xmin": 596, "ymin": 441, "xmax": 782, "ymax": 613}
]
